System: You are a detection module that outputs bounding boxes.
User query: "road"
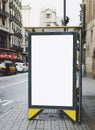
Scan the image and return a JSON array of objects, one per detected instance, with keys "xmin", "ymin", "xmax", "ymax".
[{"xmin": 0, "ymin": 73, "xmax": 28, "ymax": 114}]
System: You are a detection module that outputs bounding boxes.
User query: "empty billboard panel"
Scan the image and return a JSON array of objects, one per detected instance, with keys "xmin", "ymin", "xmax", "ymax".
[{"xmin": 28, "ymin": 32, "xmax": 77, "ymax": 109}]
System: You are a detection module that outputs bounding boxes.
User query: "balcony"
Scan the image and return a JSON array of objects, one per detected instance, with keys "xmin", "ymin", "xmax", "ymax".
[
  {"xmin": 14, "ymin": 30, "xmax": 22, "ymax": 38},
  {"xmin": 0, "ymin": 25, "xmax": 9, "ymax": 33},
  {"xmin": 10, "ymin": 45, "xmax": 23, "ymax": 52},
  {"xmin": 9, "ymin": 2, "xmax": 15, "ymax": 9},
  {"xmin": 16, "ymin": 20, "xmax": 22, "ymax": 27},
  {"xmin": 9, "ymin": 14, "xmax": 14, "ymax": 21},
  {"xmin": 0, "ymin": 8, "xmax": 9, "ymax": 17}
]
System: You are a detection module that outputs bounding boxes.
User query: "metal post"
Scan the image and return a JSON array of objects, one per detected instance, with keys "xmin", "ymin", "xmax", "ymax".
[
  {"xmin": 78, "ymin": 29, "xmax": 82, "ymax": 122},
  {"xmin": 64, "ymin": 0, "xmax": 66, "ymax": 26}
]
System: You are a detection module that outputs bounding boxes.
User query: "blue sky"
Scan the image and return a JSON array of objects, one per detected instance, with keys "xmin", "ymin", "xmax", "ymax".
[{"xmin": 22, "ymin": 0, "xmax": 82, "ymax": 26}]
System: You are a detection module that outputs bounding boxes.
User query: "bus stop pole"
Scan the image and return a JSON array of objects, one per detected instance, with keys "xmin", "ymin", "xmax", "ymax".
[{"xmin": 78, "ymin": 29, "xmax": 82, "ymax": 122}]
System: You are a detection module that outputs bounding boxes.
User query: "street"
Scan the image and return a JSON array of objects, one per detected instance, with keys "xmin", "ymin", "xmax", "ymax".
[
  {"xmin": 0, "ymin": 73, "xmax": 95, "ymax": 130},
  {"xmin": 0, "ymin": 73, "xmax": 28, "ymax": 117}
]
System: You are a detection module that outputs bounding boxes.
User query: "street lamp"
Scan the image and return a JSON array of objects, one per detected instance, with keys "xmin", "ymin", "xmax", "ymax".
[{"xmin": 63, "ymin": 0, "xmax": 69, "ymax": 26}]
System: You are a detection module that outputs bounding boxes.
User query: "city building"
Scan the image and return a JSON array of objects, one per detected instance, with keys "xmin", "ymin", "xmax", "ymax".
[
  {"xmin": 21, "ymin": 5, "xmax": 32, "ymax": 62},
  {"xmin": 0, "ymin": 0, "xmax": 10, "ymax": 48},
  {"xmin": 21, "ymin": 27, "xmax": 28, "ymax": 62},
  {"xmin": 40, "ymin": 8, "xmax": 63, "ymax": 26},
  {"xmin": 9, "ymin": 0, "xmax": 23, "ymax": 60},
  {"xmin": 21, "ymin": 5, "xmax": 31, "ymax": 27},
  {"xmin": 81, "ymin": 0, "xmax": 95, "ymax": 78},
  {"xmin": 0, "ymin": 0, "xmax": 23, "ymax": 62}
]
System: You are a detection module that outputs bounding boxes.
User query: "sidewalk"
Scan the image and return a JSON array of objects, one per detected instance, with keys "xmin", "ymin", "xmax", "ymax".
[{"xmin": 0, "ymin": 77, "xmax": 95, "ymax": 130}]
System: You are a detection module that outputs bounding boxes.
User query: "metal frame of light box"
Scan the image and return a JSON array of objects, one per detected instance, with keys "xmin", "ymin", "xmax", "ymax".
[{"xmin": 28, "ymin": 31, "xmax": 77, "ymax": 110}]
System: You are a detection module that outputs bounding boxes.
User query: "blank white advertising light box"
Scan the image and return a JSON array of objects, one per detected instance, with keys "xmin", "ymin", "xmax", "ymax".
[{"xmin": 31, "ymin": 34, "xmax": 74, "ymax": 107}]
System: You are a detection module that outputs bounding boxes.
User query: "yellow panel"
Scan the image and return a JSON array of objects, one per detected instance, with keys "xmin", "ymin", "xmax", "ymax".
[
  {"xmin": 63, "ymin": 110, "xmax": 76, "ymax": 121},
  {"xmin": 28, "ymin": 108, "xmax": 42, "ymax": 119}
]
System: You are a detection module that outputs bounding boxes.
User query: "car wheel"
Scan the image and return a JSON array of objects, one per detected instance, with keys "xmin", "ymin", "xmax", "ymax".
[
  {"xmin": 6, "ymin": 70, "xmax": 10, "ymax": 75},
  {"xmin": 15, "ymin": 69, "xmax": 17, "ymax": 74},
  {"xmin": 6, "ymin": 66, "xmax": 10, "ymax": 75}
]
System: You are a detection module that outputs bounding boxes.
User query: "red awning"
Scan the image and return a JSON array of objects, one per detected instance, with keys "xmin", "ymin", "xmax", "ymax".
[
  {"xmin": 0, "ymin": 52, "xmax": 8, "ymax": 58},
  {"xmin": 11, "ymin": 53, "xmax": 18, "ymax": 59},
  {"xmin": 0, "ymin": 52, "xmax": 18, "ymax": 59},
  {"xmin": 8, "ymin": 54, "xmax": 12, "ymax": 59}
]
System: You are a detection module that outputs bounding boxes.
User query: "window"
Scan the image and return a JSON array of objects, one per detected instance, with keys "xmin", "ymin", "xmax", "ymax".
[
  {"xmin": 46, "ymin": 13, "xmax": 50, "ymax": 18},
  {"xmin": 2, "ymin": 3, "xmax": 5, "ymax": 11},
  {"xmin": 2, "ymin": 18, "xmax": 5, "ymax": 25},
  {"xmin": 26, "ymin": 47, "xmax": 28, "ymax": 52},
  {"xmin": 0, "ymin": 2, "xmax": 1, "ymax": 8},
  {"xmin": 91, "ymin": 30, "xmax": 93, "ymax": 42}
]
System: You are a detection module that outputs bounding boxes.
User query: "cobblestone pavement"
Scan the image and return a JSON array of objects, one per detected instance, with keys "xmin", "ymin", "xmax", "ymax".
[{"xmin": 0, "ymin": 77, "xmax": 95, "ymax": 130}]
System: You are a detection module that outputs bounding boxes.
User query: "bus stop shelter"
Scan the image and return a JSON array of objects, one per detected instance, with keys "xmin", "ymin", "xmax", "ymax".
[{"xmin": 27, "ymin": 26, "xmax": 82, "ymax": 122}]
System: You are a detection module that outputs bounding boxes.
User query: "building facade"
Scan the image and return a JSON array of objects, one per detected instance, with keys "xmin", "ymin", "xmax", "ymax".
[
  {"xmin": 0, "ymin": 0, "xmax": 23, "ymax": 62},
  {"xmin": 82, "ymin": 0, "xmax": 95, "ymax": 78},
  {"xmin": 9, "ymin": 0, "xmax": 23, "ymax": 60},
  {"xmin": 40, "ymin": 8, "xmax": 62, "ymax": 26},
  {"xmin": 21, "ymin": 5, "xmax": 32, "ymax": 62},
  {"xmin": 21, "ymin": 5, "xmax": 31, "ymax": 27},
  {"xmin": 0, "ymin": 0, "xmax": 9, "ymax": 48},
  {"xmin": 21, "ymin": 27, "xmax": 28, "ymax": 62}
]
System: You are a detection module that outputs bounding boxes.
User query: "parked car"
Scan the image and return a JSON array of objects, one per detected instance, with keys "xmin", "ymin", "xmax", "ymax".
[
  {"xmin": 15, "ymin": 62, "xmax": 28, "ymax": 72},
  {"xmin": 0, "ymin": 61, "xmax": 17, "ymax": 75}
]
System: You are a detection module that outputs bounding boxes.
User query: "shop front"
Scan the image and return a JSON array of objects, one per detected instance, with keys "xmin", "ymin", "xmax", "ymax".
[{"xmin": 0, "ymin": 48, "xmax": 18, "ymax": 62}]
